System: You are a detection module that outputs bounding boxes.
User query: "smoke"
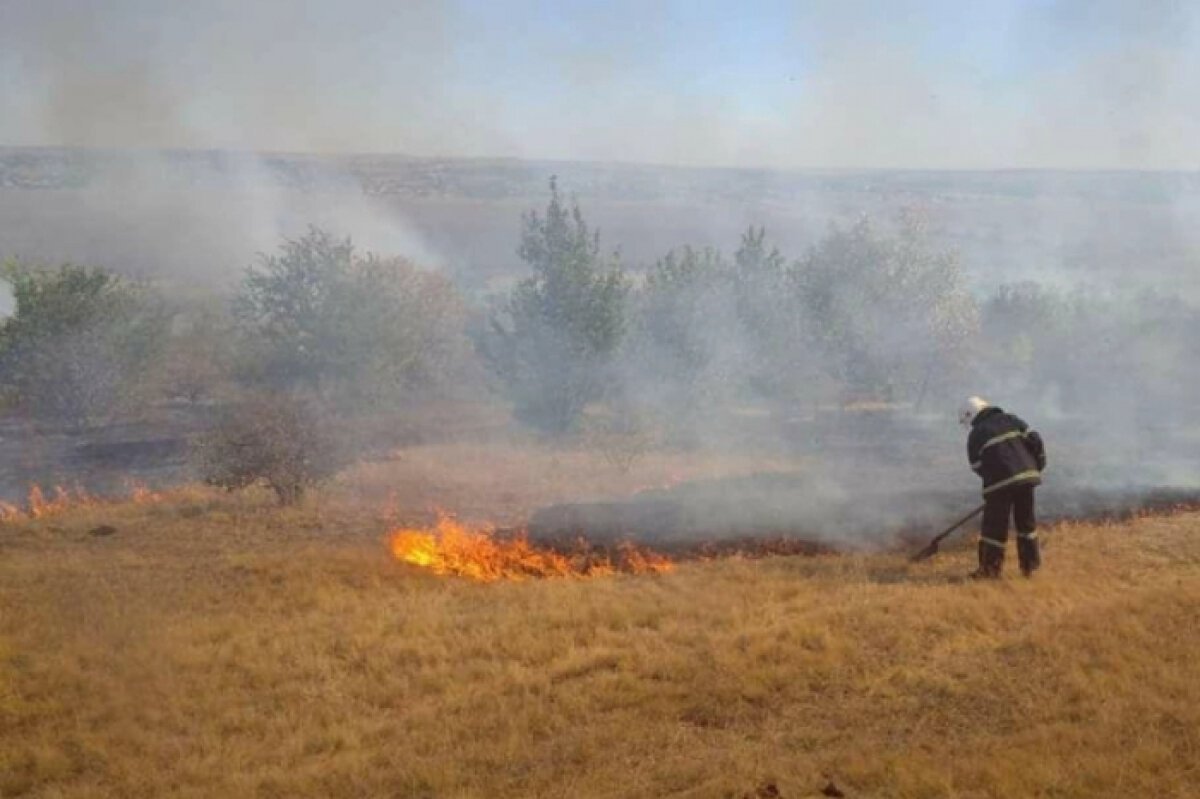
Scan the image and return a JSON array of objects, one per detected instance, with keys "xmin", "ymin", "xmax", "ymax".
[
  {"xmin": 0, "ymin": 0, "xmax": 456, "ymax": 286},
  {"xmin": 509, "ymin": 194, "xmax": 1200, "ymax": 547},
  {"xmin": 0, "ymin": 151, "xmax": 443, "ymax": 289},
  {"xmin": 1, "ymin": 0, "xmax": 1198, "ymax": 543},
  {"xmin": 0, "ymin": 0, "xmax": 449, "ymax": 285},
  {"xmin": 0, "ymin": 278, "xmax": 13, "ymax": 317}
]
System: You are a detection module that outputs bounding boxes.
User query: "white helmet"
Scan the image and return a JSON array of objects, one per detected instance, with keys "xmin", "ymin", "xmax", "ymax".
[{"xmin": 958, "ymin": 396, "xmax": 989, "ymax": 427}]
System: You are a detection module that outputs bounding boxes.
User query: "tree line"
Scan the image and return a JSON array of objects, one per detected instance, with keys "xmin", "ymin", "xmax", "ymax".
[{"xmin": 3, "ymin": 178, "xmax": 1197, "ymax": 498}]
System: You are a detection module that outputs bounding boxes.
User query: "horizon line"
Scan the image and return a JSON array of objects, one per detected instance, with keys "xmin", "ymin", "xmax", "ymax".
[{"xmin": 1, "ymin": 144, "xmax": 1197, "ymax": 176}]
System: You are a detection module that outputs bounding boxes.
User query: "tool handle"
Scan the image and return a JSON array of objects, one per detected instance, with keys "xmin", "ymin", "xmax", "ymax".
[{"xmin": 930, "ymin": 502, "xmax": 986, "ymax": 545}]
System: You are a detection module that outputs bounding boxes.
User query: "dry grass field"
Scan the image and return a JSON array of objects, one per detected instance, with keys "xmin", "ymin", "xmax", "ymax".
[{"xmin": 2, "ymin": 481, "xmax": 1199, "ymax": 798}]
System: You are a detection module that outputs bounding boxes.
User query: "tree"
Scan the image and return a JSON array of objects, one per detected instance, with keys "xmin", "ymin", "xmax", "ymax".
[
  {"xmin": 233, "ymin": 227, "xmax": 469, "ymax": 410},
  {"xmin": 732, "ymin": 226, "xmax": 787, "ymax": 340},
  {"xmin": 981, "ymin": 284, "xmax": 1200, "ymax": 425},
  {"xmin": 480, "ymin": 178, "xmax": 627, "ymax": 433},
  {"xmin": 627, "ymin": 227, "xmax": 832, "ymax": 428},
  {"xmin": 636, "ymin": 245, "xmax": 731, "ymax": 388},
  {"xmin": 794, "ymin": 211, "xmax": 978, "ymax": 406},
  {"xmin": 0, "ymin": 261, "xmax": 169, "ymax": 427},
  {"xmin": 731, "ymin": 227, "xmax": 825, "ymax": 404},
  {"xmin": 980, "ymin": 281, "xmax": 1066, "ymax": 395}
]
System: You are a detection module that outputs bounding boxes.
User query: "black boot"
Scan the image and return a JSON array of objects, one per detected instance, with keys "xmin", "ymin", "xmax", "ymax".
[
  {"xmin": 1017, "ymin": 532, "xmax": 1040, "ymax": 577},
  {"xmin": 1013, "ymin": 487, "xmax": 1040, "ymax": 577},
  {"xmin": 971, "ymin": 540, "xmax": 1004, "ymax": 579}
]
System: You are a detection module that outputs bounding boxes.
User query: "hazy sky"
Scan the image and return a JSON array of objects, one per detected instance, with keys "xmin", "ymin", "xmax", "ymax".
[{"xmin": 1, "ymin": 0, "xmax": 1197, "ymax": 168}]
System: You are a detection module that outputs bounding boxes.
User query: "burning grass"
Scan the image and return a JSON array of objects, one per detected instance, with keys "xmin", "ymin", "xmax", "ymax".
[
  {"xmin": 1, "ymin": 492, "xmax": 1199, "ymax": 798},
  {"xmin": 0, "ymin": 480, "xmax": 173, "ymax": 523},
  {"xmin": 385, "ymin": 514, "xmax": 841, "ymax": 583},
  {"xmin": 389, "ymin": 514, "xmax": 674, "ymax": 580}
]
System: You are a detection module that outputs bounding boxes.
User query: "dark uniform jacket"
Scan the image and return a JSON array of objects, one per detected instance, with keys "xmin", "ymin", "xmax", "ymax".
[{"xmin": 967, "ymin": 406, "xmax": 1046, "ymax": 495}]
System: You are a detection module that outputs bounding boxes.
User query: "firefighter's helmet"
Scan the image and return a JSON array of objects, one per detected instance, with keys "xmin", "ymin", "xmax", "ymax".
[{"xmin": 958, "ymin": 396, "xmax": 989, "ymax": 427}]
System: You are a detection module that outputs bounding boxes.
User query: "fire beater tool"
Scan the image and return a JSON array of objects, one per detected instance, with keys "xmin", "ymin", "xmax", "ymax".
[{"xmin": 910, "ymin": 502, "xmax": 987, "ymax": 562}]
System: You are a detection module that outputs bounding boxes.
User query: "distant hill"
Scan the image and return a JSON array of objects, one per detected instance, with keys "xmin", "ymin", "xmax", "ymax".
[
  {"xmin": 4, "ymin": 145, "xmax": 1198, "ymax": 202},
  {"xmin": 2, "ymin": 147, "xmax": 1198, "ymax": 297}
]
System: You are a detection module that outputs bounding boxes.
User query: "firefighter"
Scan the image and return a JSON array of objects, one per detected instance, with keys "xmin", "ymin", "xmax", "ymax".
[{"xmin": 959, "ymin": 396, "xmax": 1047, "ymax": 578}]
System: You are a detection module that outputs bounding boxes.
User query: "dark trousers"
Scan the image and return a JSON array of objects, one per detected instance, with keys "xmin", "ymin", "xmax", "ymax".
[{"xmin": 978, "ymin": 484, "xmax": 1040, "ymax": 576}]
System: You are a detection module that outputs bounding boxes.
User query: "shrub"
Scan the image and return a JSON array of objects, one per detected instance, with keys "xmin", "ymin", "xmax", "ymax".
[{"xmin": 196, "ymin": 394, "xmax": 339, "ymax": 506}]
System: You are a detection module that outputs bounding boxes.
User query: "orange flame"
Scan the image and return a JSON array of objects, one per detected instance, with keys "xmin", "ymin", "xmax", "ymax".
[
  {"xmin": 389, "ymin": 514, "xmax": 673, "ymax": 582},
  {"xmin": 0, "ymin": 480, "xmax": 172, "ymax": 524},
  {"xmin": 28, "ymin": 484, "xmax": 90, "ymax": 518},
  {"xmin": 0, "ymin": 500, "xmax": 23, "ymax": 522},
  {"xmin": 123, "ymin": 479, "xmax": 167, "ymax": 504}
]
